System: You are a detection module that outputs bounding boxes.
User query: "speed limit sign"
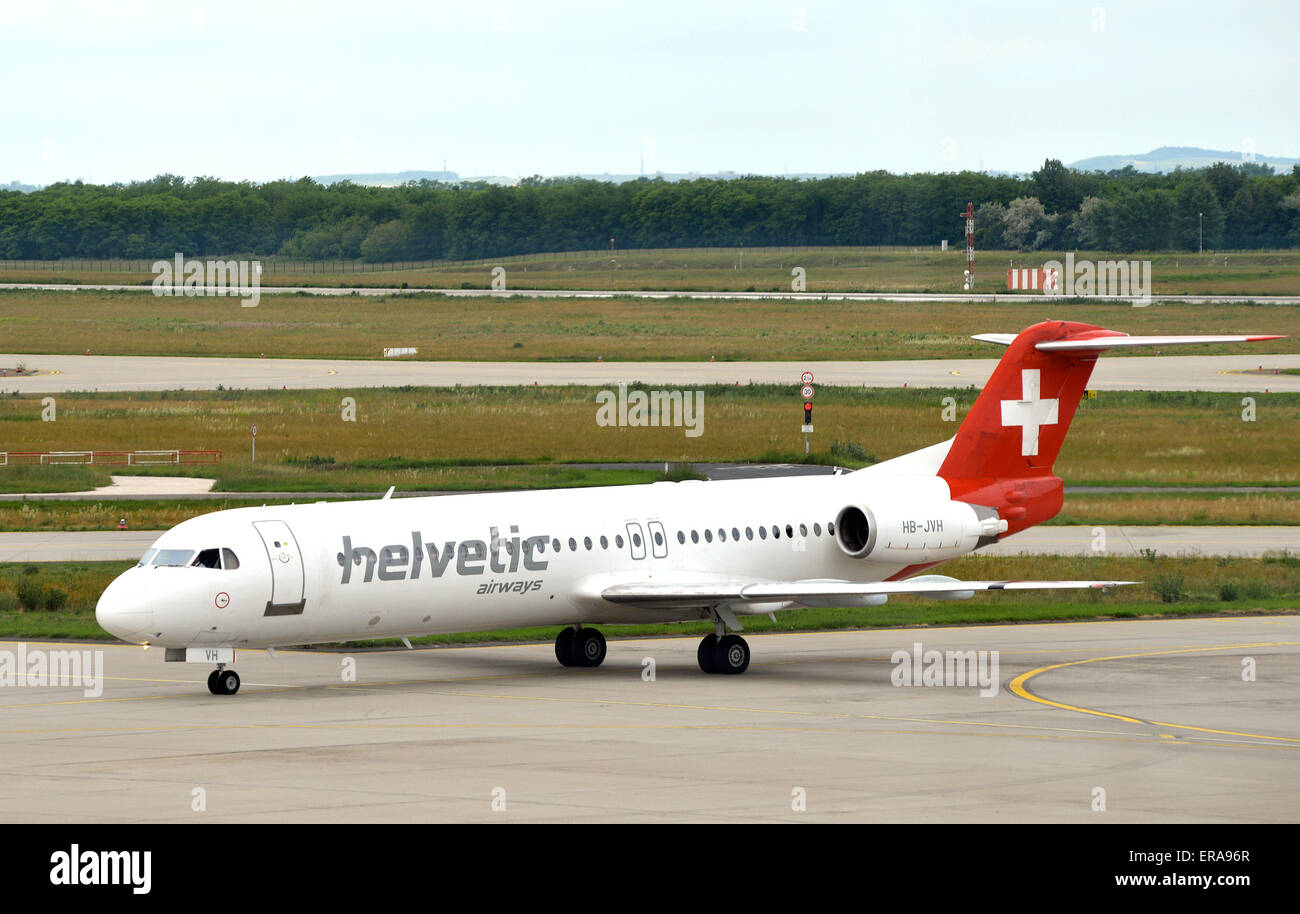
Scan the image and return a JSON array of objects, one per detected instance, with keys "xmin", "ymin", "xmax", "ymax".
[
  {"xmin": 251, "ymin": 424, "xmax": 258, "ymax": 437},
  {"xmin": 800, "ymin": 370, "xmax": 814, "ymax": 384},
  {"xmin": 801, "ymin": 384, "xmax": 814, "ymax": 399}
]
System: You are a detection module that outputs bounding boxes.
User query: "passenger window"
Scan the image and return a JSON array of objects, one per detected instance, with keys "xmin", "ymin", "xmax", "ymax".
[
  {"xmin": 786, "ymin": 524, "xmax": 795, "ymax": 538},
  {"xmin": 718, "ymin": 528, "xmax": 726, "ymax": 542},
  {"xmin": 600, "ymin": 535, "xmax": 609, "ymax": 549},
  {"xmin": 704, "ymin": 530, "xmax": 713, "ymax": 543},
  {"xmin": 584, "ymin": 536, "xmax": 593, "ymax": 550},
  {"xmin": 677, "ymin": 531, "xmax": 685, "ymax": 544},
  {"xmin": 568, "ymin": 537, "xmax": 577, "ymax": 552},
  {"xmin": 732, "ymin": 527, "xmax": 740, "ymax": 541},
  {"xmin": 772, "ymin": 525, "xmax": 781, "ymax": 539},
  {"xmin": 691, "ymin": 530, "xmax": 699, "ymax": 544},
  {"xmin": 221, "ymin": 548, "xmax": 240, "ymax": 570},
  {"xmin": 193, "ymin": 548, "xmax": 221, "ymax": 569},
  {"xmin": 758, "ymin": 527, "xmax": 767, "ymax": 540},
  {"xmin": 813, "ymin": 523, "xmax": 822, "ymax": 536},
  {"xmin": 745, "ymin": 527, "xmax": 754, "ymax": 540},
  {"xmin": 616, "ymin": 535, "xmax": 625, "ymax": 548}
]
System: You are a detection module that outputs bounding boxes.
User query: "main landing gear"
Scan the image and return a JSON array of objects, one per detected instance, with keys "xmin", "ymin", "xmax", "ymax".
[
  {"xmin": 555, "ymin": 625, "xmax": 607, "ymax": 668},
  {"xmin": 696, "ymin": 633, "xmax": 751, "ymax": 675},
  {"xmin": 551, "ymin": 622, "xmax": 752, "ymax": 674},
  {"xmin": 207, "ymin": 665, "xmax": 241, "ymax": 695}
]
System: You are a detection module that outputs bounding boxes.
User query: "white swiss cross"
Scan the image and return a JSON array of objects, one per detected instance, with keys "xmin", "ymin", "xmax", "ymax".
[{"xmin": 1000, "ymin": 369, "xmax": 1059, "ymax": 456}]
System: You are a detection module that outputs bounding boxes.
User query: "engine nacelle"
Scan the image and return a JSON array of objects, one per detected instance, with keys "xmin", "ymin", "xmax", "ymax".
[{"xmin": 834, "ymin": 501, "xmax": 1006, "ymax": 563}]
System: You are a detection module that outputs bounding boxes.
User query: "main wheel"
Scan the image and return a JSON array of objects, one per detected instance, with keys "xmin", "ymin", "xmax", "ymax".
[
  {"xmin": 554, "ymin": 627, "xmax": 577, "ymax": 667},
  {"xmin": 206, "ymin": 670, "xmax": 221, "ymax": 694},
  {"xmin": 215, "ymin": 669, "xmax": 241, "ymax": 695},
  {"xmin": 713, "ymin": 635, "xmax": 750, "ymax": 675},
  {"xmin": 697, "ymin": 634, "xmax": 719, "ymax": 674},
  {"xmin": 575, "ymin": 628, "xmax": 606, "ymax": 668}
]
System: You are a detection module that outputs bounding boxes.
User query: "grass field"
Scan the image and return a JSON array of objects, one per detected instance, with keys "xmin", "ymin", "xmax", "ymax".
[
  {"xmin": 0, "ymin": 465, "xmax": 111, "ymax": 493},
  {"xmin": 4, "ymin": 247, "xmax": 1300, "ymax": 296},
  {"xmin": 3, "ymin": 554, "xmax": 1296, "ymax": 642},
  {"xmin": 2, "ymin": 288, "xmax": 1297, "ymax": 362},
  {"xmin": 1051, "ymin": 492, "xmax": 1300, "ymax": 524},
  {"xmin": 1, "ymin": 387, "xmax": 1295, "ymax": 491},
  {"xmin": 0, "ymin": 463, "xmax": 688, "ymax": 498}
]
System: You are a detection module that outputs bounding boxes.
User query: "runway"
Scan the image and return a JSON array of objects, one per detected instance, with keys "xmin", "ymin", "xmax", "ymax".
[
  {"xmin": 978, "ymin": 525, "xmax": 1300, "ymax": 558},
  {"xmin": 1, "ymin": 616, "xmax": 1296, "ymax": 822},
  {"xmin": 4, "ymin": 281, "xmax": 1300, "ymax": 306},
  {"xmin": 4, "ymin": 351, "xmax": 1299, "ymax": 393},
  {"xmin": 4, "ymin": 525, "xmax": 1296, "ymax": 562}
]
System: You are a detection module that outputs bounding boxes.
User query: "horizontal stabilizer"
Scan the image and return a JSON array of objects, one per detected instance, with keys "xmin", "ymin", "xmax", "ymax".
[
  {"xmin": 971, "ymin": 333, "xmax": 1017, "ymax": 346},
  {"xmin": 1036, "ymin": 334, "xmax": 1284, "ymax": 351},
  {"xmin": 973, "ymin": 331, "xmax": 1284, "ymax": 350}
]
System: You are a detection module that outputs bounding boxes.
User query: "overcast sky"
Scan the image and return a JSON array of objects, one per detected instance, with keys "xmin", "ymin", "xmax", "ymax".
[{"xmin": 2, "ymin": 0, "xmax": 1296, "ymax": 185}]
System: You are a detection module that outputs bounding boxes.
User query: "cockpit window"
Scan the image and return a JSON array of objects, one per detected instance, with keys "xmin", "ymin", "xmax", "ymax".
[
  {"xmin": 137, "ymin": 548, "xmax": 158, "ymax": 567},
  {"xmin": 152, "ymin": 549, "xmax": 196, "ymax": 567},
  {"xmin": 193, "ymin": 548, "xmax": 222, "ymax": 569},
  {"xmin": 221, "ymin": 548, "xmax": 240, "ymax": 570}
]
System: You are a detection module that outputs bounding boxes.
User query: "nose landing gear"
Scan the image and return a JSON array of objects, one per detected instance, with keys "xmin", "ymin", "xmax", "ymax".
[{"xmin": 207, "ymin": 665, "xmax": 241, "ymax": 695}]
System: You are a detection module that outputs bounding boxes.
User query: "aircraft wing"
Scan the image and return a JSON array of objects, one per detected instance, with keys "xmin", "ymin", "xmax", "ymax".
[{"xmin": 598, "ymin": 575, "xmax": 1135, "ymax": 608}]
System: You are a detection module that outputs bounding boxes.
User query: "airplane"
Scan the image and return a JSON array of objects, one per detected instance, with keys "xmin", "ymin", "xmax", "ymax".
[{"xmin": 95, "ymin": 320, "xmax": 1283, "ymax": 694}]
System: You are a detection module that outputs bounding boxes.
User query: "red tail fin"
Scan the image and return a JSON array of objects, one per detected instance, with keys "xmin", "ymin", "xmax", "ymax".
[
  {"xmin": 940, "ymin": 320, "xmax": 1120, "ymax": 482},
  {"xmin": 936, "ymin": 320, "xmax": 1284, "ymax": 535},
  {"xmin": 938, "ymin": 320, "xmax": 1122, "ymax": 531}
]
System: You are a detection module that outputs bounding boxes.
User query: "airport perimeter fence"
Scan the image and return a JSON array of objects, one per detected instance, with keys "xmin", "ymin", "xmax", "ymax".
[
  {"xmin": 0, "ymin": 246, "xmax": 911, "ymax": 277},
  {"xmin": 0, "ymin": 449, "xmax": 222, "ymax": 467}
]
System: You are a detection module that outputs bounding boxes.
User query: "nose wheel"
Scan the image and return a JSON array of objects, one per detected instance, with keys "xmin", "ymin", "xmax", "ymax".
[{"xmin": 207, "ymin": 667, "xmax": 241, "ymax": 695}]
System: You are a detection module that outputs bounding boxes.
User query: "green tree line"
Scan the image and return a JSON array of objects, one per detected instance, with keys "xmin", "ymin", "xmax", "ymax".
[{"xmin": 1, "ymin": 160, "xmax": 1297, "ymax": 261}]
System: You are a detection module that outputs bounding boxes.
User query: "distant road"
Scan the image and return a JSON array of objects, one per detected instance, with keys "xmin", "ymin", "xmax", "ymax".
[
  {"xmin": 3, "ymin": 352, "xmax": 1298, "ymax": 393},
  {"xmin": 5, "ymin": 525, "xmax": 1296, "ymax": 562},
  {"xmin": 3, "ymin": 281, "xmax": 1300, "ymax": 305},
  {"xmin": 981, "ymin": 525, "xmax": 1300, "ymax": 558}
]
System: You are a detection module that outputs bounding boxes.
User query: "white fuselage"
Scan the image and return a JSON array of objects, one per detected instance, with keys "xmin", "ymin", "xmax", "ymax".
[{"xmin": 95, "ymin": 469, "xmax": 988, "ymax": 649}]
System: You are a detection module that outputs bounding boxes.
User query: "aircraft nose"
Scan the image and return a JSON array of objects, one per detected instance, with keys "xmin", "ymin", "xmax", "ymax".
[{"xmin": 95, "ymin": 574, "xmax": 155, "ymax": 643}]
